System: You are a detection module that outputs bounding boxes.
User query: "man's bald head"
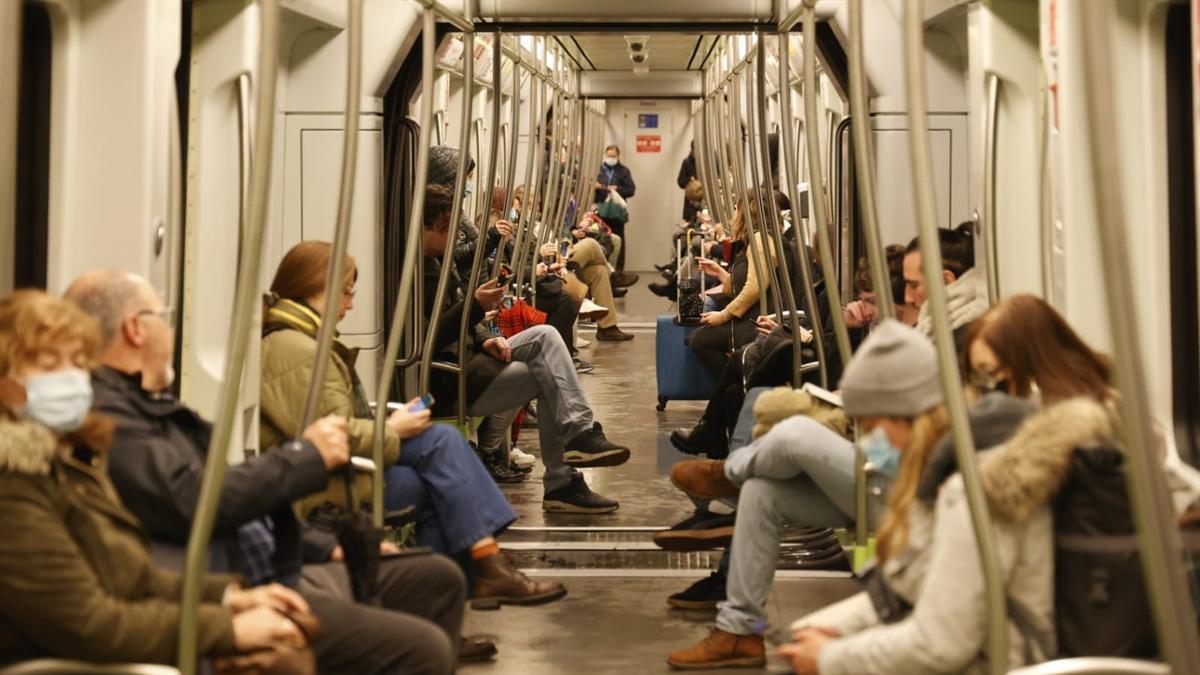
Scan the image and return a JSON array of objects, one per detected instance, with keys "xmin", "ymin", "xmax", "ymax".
[
  {"xmin": 65, "ymin": 270, "xmax": 174, "ymax": 392},
  {"xmin": 65, "ymin": 270, "xmax": 153, "ymax": 351}
]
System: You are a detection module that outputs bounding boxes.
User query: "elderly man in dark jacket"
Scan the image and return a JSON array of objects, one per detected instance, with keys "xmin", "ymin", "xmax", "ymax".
[{"xmin": 67, "ymin": 269, "xmax": 480, "ymax": 673}]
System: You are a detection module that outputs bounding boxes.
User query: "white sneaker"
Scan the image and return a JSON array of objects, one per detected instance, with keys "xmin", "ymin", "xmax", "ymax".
[
  {"xmin": 510, "ymin": 447, "xmax": 536, "ymax": 468},
  {"xmin": 575, "ymin": 336, "xmax": 591, "ymax": 349},
  {"xmin": 578, "ymin": 298, "xmax": 609, "ymax": 321}
]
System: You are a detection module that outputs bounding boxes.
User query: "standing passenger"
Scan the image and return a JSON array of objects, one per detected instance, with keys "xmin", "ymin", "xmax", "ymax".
[
  {"xmin": 677, "ymin": 141, "xmax": 699, "ymax": 221},
  {"xmin": 594, "ymin": 144, "xmax": 636, "ymax": 274}
]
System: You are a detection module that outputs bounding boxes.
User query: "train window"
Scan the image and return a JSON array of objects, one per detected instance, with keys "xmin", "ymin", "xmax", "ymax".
[
  {"xmin": 14, "ymin": 2, "xmax": 51, "ymax": 289},
  {"xmin": 1164, "ymin": 4, "xmax": 1199, "ymax": 468}
]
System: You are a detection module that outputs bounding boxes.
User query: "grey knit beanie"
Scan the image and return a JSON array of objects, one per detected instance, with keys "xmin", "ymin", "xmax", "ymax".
[{"xmin": 839, "ymin": 319, "xmax": 943, "ymax": 418}]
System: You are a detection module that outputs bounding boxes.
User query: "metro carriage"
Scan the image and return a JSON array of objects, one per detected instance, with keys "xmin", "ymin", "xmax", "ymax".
[{"xmin": 2, "ymin": 0, "xmax": 1200, "ymax": 673}]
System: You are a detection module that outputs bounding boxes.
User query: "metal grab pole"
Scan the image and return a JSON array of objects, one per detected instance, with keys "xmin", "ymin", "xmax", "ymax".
[
  {"xmin": 178, "ymin": 1, "xmax": 279, "ymax": 672},
  {"xmin": 418, "ymin": 26, "xmax": 474, "ymax": 396},
  {"xmin": 778, "ymin": 31, "xmax": 829, "ymax": 389},
  {"xmin": 1079, "ymin": 3, "xmax": 1200, "ymax": 672},
  {"xmin": 300, "ymin": 0, "xmax": 362, "ymax": 431},
  {"xmin": 903, "ymin": 3, "xmax": 1007, "ymax": 673},
  {"xmin": 0, "ymin": 0, "xmax": 19, "ymax": 297},
  {"xmin": 510, "ymin": 57, "xmax": 538, "ymax": 289},
  {"xmin": 801, "ymin": 1, "xmax": 851, "ymax": 369},
  {"xmin": 454, "ymin": 32, "xmax": 503, "ymax": 427},
  {"xmin": 982, "ymin": 73, "xmax": 1001, "ymax": 304},
  {"xmin": 847, "ymin": 0, "xmax": 894, "ymax": 320},
  {"xmin": 741, "ymin": 53, "xmax": 784, "ymax": 320},
  {"xmin": 371, "ymin": 6, "xmax": 436, "ymax": 526},
  {"xmin": 514, "ymin": 45, "xmax": 548, "ymax": 288},
  {"xmin": 491, "ymin": 45, "xmax": 522, "ymax": 276},
  {"xmin": 726, "ymin": 67, "xmax": 771, "ymax": 318},
  {"xmin": 754, "ymin": 32, "xmax": 806, "ymax": 387}
]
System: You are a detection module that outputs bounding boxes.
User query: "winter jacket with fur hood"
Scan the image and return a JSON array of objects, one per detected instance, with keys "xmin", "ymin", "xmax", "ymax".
[
  {"xmin": 0, "ymin": 417, "xmax": 237, "ymax": 665},
  {"xmin": 804, "ymin": 397, "xmax": 1116, "ymax": 675}
]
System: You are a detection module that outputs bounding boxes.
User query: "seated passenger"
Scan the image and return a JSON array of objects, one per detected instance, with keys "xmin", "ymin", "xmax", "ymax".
[
  {"xmin": 778, "ymin": 295, "xmax": 1117, "ymax": 674},
  {"xmin": 66, "ymin": 270, "xmax": 481, "ymax": 671},
  {"xmin": 257, "ymin": 242, "xmax": 565, "ymax": 608},
  {"xmin": 690, "ymin": 189, "xmax": 779, "ymax": 377},
  {"xmin": 426, "ymin": 146, "xmax": 512, "ymax": 278},
  {"xmin": 902, "ymin": 222, "xmax": 986, "ymax": 343},
  {"xmin": 0, "ymin": 290, "xmax": 308, "ymax": 668},
  {"xmin": 420, "ymin": 183, "xmax": 632, "ymax": 513},
  {"xmin": 543, "ymin": 226, "xmax": 634, "ymax": 341}
]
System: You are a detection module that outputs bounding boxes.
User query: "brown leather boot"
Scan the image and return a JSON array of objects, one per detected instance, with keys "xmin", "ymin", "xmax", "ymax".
[
  {"xmin": 596, "ymin": 325, "xmax": 634, "ymax": 341},
  {"xmin": 471, "ymin": 554, "xmax": 567, "ymax": 610},
  {"xmin": 670, "ymin": 460, "xmax": 739, "ymax": 500},
  {"xmin": 667, "ymin": 629, "xmax": 765, "ymax": 670}
]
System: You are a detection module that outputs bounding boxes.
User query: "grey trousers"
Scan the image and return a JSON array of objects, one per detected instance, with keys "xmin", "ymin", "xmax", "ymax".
[
  {"xmin": 299, "ymin": 553, "xmax": 466, "ymax": 675},
  {"xmin": 715, "ymin": 415, "xmax": 856, "ymax": 636},
  {"xmin": 469, "ymin": 324, "xmax": 594, "ymax": 491}
]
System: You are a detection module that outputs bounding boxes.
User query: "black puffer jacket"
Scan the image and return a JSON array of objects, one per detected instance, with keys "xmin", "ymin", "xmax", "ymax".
[{"xmin": 427, "ymin": 145, "xmax": 504, "ymax": 275}]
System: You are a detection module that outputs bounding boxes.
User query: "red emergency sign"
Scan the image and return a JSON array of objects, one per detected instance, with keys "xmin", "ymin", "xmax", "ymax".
[{"xmin": 636, "ymin": 135, "xmax": 662, "ymax": 153}]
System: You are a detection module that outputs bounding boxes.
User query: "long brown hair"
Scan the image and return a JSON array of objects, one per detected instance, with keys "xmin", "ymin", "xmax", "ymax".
[
  {"xmin": 268, "ymin": 241, "xmax": 357, "ymax": 314},
  {"xmin": 962, "ymin": 294, "xmax": 1111, "ymax": 403},
  {"xmin": 0, "ymin": 290, "xmax": 113, "ymax": 449},
  {"xmin": 876, "ymin": 404, "xmax": 951, "ymax": 561}
]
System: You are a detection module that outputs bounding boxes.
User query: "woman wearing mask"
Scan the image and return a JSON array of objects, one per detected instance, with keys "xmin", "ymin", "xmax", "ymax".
[
  {"xmin": 0, "ymin": 290, "xmax": 310, "ymax": 668},
  {"xmin": 259, "ymin": 242, "xmax": 565, "ymax": 609},
  {"xmin": 780, "ymin": 294, "xmax": 1117, "ymax": 674},
  {"xmin": 594, "ymin": 145, "xmax": 636, "ymax": 272}
]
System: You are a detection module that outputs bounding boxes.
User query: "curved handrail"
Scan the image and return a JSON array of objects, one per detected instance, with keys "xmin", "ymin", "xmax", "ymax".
[
  {"xmin": 453, "ymin": 31, "xmax": 503, "ymax": 427},
  {"xmin": 492, "ymin": 48, "xmax": 522, "ymax": 277},
  {"xmin": 848, "ymin": 0, "xmax": 893, "ymax": 320},
  {"xmin": 1007, "ymin": 658, "xmax": 1170, "ymax": 675},
  {"xmin": 371, "ymin": 5, "xmax": 437, "ymax": 526},
  {"xmin": 801, "ymin": 2, "xmax": 852, "ymax": 369},
  {"xmin": 512, "ymin": 46, "xmax": 548, "ymax": 289},
  {"xmin": 300, "ymin": 0, "xmax": 362, "ymax": 432},
  {"xmin": 725, "ymin": 61, "xmax": 771, "ymax": 318},
  {"xmin": 510, "ymin": 55, "xmax": 541, "ymax": 291},
  {"xmin": 177, "ymin": 0, "xmax": 280, "ymax": 671},
  {"xmin": 902, "ymin": 3, "xmax": 1007, "ymax": 673},
  {"xmin": 982, "ymin": 72, "xmax": 1000, "ymax": 304},
  {"xmin": 755, "ymin": 31, "xmax": 806, "ymax": 387},
  {"xmin": 1077, "ymin": 3, "xmax": 1200, "ymax": 671},
  {"xmin": 777, "ymin": 30, "xmax": 829, "ymax": 389},
  {"xmin": 741, "ymin": 48, "xmax": 784, "ymax": 321},
  {"xmin": 418, "ymin": 27, "xmax": 473, "ymax": 396},
  {"xmin": 0, "ymin": 1, "xmax": 18, "ymax": 296},
  {"xmin": 1038, "ymin": 67, "xmax": 1054, "ymax": 301}
]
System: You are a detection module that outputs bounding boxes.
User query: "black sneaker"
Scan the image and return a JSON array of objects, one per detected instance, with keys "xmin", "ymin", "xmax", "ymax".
[
  {"xmin": 667, "ymin": 570, "xmax": 727, "ymax": 610},
  {"xmin": 653, "ymin": 511, "xmax": 736, "ymax": 551},
  {"xmin": 480, "ymin": 450, "xmax": 526, "ymax": 484},
  {"xmin": 563, "ymin": 421, "xmax": 631, "ymax": 467},
  {"xmin": 543, "ymin": 474, "xmax": 619, "ymax": 514}
]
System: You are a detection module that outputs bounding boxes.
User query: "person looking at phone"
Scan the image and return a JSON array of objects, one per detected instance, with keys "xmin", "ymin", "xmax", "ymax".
[
  {"xmin": 256, "ymin": 243, "xmax": 567, "ymax": 624},
  {"xmin": 688, "ymin": 188, "xmax": 779, "ymax": 377},
  {"xmin": 540, "ymin": 223, "xmax": 634, "ymax": 342},
  {"xmin": 66, "ymin": 268, "xmax": 497, "ymax": 670},
  {"xmin": 421, "ymin": 183, "xmax": 634, "ymax": 514}
]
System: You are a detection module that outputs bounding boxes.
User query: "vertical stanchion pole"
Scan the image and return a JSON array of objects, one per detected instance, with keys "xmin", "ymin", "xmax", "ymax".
[
  {"xmin": 179, "ymin": 1, "xmax": 280, "ymax": 671},
  {"xmin": 903, "ymin": 3, "xmax": 1006, "ymax": 671}
]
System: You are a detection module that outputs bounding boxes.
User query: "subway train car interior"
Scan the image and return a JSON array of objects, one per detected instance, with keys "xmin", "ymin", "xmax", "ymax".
[{"xmin": 5, "ymin": 0, "xmax": 1200, "ymax": 673}]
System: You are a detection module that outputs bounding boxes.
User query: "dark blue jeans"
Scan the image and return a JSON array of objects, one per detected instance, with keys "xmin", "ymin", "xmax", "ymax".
[{"xmin": 382, "ymin": 423, "xmax": 517, "ymax": 555}]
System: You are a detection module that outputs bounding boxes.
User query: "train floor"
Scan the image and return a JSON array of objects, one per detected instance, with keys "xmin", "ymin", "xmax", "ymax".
[{"xmin": 462, "ymin": 275, "xmax": 860, "ymax": 674}]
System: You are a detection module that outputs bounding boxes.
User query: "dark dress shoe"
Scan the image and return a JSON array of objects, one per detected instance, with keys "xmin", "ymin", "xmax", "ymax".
[
  {"xmin": 612, "ymin": 286, "xmax": 628, "ymax": 298},
  {"xmin": 459, "ymin": 636, "xmax": 498, "ymax": 662},
  {"xmin": 596, "ymin": 325, "xmax": 635, "ymax": 341},
  {"xmin": 669, "ymin": 423, "xmax": 728, "ymax": 457},
  {"xmin": 649, "ymin": 281, "xmax": 677, "ymax": 300}
]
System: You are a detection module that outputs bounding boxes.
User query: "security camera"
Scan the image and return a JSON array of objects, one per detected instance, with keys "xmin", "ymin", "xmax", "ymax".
[
  {"xmin": 630, "ymin": 51, "xmax": 648, "ymax": 64},
  {"xmin": 625, "ymin": 35, "xmax": 649, "ymax": 52}
]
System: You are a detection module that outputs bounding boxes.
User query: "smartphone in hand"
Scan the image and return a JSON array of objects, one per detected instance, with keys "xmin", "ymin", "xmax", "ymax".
[
  {"xmin": 495, "ymin": 263, "xmax": 512, "ymax": 288},
  {"xmin": 409, "ymin": 393, "xmax": 436, "ymax": 413}
]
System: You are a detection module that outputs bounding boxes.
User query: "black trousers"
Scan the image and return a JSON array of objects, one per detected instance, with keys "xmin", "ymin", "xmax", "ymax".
[
  {"xmin": 688, "ymin": 318, "xmax": 758, "ymax": 377},
  {"xmin": 299, "ymin": 553, "xmax": 466, "ymax": 675},
  {"xmin": 535, "ymin": 290, "xmax": 582, "ymax": 356}
]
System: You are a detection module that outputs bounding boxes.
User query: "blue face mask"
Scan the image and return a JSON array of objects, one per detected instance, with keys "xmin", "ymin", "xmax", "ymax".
[
  {"xmin": 603, "ymin": 157, "xmax": 618, "ymax": 167},
  {"xmin": 859, "ymin": 426, "xmax": 901, "ymax": 478},
  {"xmin": 20, "ymin": 368, "xmax": 93, "ymax": 434},
  {"xmin": 464, "ymin": 182, "xmax": 474, "ymax": 196}
]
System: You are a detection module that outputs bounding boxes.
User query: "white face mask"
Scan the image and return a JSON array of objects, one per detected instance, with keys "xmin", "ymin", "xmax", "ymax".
[
  {"xmin": 603, "ymin": 157, "xmax": 618, "ymax": 167},
  {"xmin": 20, "ymin": 368, "xmax": 93, "ymax": 434},
  {"xmin": 464, "ymin": 182, "xmax": 474, "ymax": 196}
]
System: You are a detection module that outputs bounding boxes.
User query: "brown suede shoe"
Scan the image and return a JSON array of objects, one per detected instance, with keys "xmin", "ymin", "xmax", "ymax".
[
  {"xmin": 671, "ymin": 460, "xmax": 739, "ymax": 500},
  {"xmin": 459, "ymin": 636, "xmax": 498, "ymax": 663},
  {"xmin": 667, "ymin": 629, "xmax": 765, "ymax": 670},
  {"xmin": 471, "ymin": 554, "xmax": 567, "ymax": 610},
  {"xmin": 596, "ymin": 325, "xmax": 634, "ymax": 341}
]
